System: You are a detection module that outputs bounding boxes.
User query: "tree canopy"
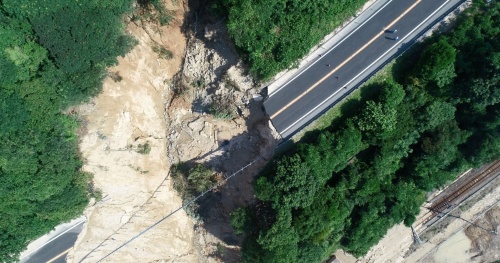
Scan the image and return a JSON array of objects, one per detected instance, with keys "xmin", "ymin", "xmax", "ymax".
[
  {"xmin": 0, "ymin": 0, "xmax": 135, "ymax": 261},
  {"xmin": 218, "ymin": 0, "xmax": 368, "ymax": 79},
  {"xmin": 233, "ymin": 1, "xmax": 500, "ymax": 261}
]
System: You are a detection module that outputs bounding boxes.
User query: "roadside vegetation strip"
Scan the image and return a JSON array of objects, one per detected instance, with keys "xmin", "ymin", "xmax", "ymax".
[
  {"xmin": 0, "ymin": 0, "xmax": 137, "ymax": 261},
  {"xmin": 279, "ymin": 0, "xmax": 466, "ymax": 137},
  {"xmin": 230, "ymin": 1, "xmax": 500, "ymax": 262},
  {"xmin": 292, "ymin": 62, "xmax": 394, "ymax": 141},
  {"xmin": 269, "ymin": 0, "xmax": 423, "ymax": 120}
]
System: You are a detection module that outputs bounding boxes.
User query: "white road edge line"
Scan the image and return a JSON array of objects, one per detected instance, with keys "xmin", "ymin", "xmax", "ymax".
[
  {"xmin": 268, "ymin": 0, "xmax": 394, "ymax": 98},
  {"xmin": 280, "ymin": 0, "xmax": 454, "ymax": 134},
  {"xmin": 19, "ymin": 219, "xmax": 86, "ymax": 260}
]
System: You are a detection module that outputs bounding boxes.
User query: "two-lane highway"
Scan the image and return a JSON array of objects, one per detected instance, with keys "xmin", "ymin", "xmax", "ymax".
[{"xmin": 264, "ymin": 0, "xmax": 466, "ymax": 138}]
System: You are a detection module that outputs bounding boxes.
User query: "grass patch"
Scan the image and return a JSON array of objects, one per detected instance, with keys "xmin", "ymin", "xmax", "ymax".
[
  {"xmin": 136, "ymin": 0, "xmax": 174, "ymax": 26},
  {"xmin": 136, "ymin": 142, "xmax": 151, "ymax": 155},
  {"xmin": 210, "ymin": 93, "xmax": 235, "ymax": 119},
  {"xmin": 170, "ymin": 162, "xmax": 219, "ymax": 219},
  {"xmin": 152, "ymin": 44, "xmax": 174, "ymax": 60}
]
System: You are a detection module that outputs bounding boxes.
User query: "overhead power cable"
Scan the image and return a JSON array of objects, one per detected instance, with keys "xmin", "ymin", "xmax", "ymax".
[{"xmin": 89, "ymin": 142, "xmax": 282, "ymax": 263}]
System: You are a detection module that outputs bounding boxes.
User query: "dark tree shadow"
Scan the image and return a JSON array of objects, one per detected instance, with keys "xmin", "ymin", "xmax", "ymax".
[
  {"xmin": 191, "ymin": 96, "xmax": 210, "ymax": 114},
  {"xmin": 207, "ymin": 242, "xmax": 242, "ymax": 263},
  {"xmin": 193, "ymin": 98, "xmax": 277, "ymax": 243},
  {"xmin": 174, "ymin": 0, "xmax": 465, "ymax": 258},
  {"xmin": 170, "ymin": 98, "xmax": 279, "ymax": 261},
  {"xmin": 173, "ymin": 4, "xmax": 277, "ymax": 259}
]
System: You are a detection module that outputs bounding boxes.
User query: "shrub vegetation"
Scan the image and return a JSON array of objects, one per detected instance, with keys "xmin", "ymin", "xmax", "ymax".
[
  {"xmin": 219, "ymin": 0, "xmax": 368, "ymax": 79},
  {"xmin": 233, "ymin": 1, "xmax": 500, "ymax": 262}
]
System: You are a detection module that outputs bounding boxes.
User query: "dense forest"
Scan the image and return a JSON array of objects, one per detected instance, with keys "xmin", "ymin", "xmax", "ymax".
[
  {"xmin": 0, "ymin": 0, "xmax": 135, "ymax": 261},
  {"xmin": 231, "ymin": 1, "xmax": 500, "ymax": 262},
  {"xmin": 218, "ymin": 0, "xmax": 368, "ymax": 79}
]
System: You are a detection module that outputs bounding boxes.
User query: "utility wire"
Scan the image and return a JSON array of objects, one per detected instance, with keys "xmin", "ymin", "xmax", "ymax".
[
  {"xmin": 91, "ymin": 143, "xmax": 280, "ymax": 263},
  {"xmin": 426, "ymin": 206, "xmax": 497, "ymax": 236}
]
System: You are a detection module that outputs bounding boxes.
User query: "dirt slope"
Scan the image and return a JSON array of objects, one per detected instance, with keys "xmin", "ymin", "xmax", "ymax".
[{"xmin": 67, "ymin": 1, "xmax": 200, "ymax": 262}]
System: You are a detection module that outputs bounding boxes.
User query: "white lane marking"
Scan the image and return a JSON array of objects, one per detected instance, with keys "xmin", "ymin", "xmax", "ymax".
[
  {"xmin": 271, "ymin": 0, "xmax": 423, "ymax": 119},
  {"xmin": 280, "ymin": 0, "xmax": 455, "ymax": 134},
  {"xmin": 268, "ymin": 0, "xmax": 394, "ymax": 97}
]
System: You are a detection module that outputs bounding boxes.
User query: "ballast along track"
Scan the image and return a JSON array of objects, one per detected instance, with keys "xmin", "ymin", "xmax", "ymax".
[{"xmin": 422, "ymin": 160, "xmax": 500, "ymax": 226}]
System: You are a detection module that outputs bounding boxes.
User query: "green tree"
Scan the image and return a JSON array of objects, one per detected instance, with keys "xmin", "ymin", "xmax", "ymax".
[
  {"xmin": 0, "ymin": 0, "xmax": 135, "ymax": 260},
  {"xmin": 256, "ymin": 154, "xmax": 315, "ymax": 208},
  {"xmin": 233, "ymin": 1, "xmax": 500, "ymax": 261},
  {"xmin": 230, "ymin": 207, "xmax": 252, "ymax": 235},
  {"xmin": 417, "ymin": 101, "xmax": 456, "ymax": 132},
  {"xmin": 188, "ymin": 164, "xmax": 216, "ymax": 193},
  {"xmin": 256, "ymin": 208, "xmax": 299, "ymax": 263},
  {"xmin": 341, "ymin": 195, "xmax": 391, "ymax": 257},
  {"xmin": 221, "ymin": 0, "xmax": 367, "ymax": 78},
  {"xmin": 413, "ymin": 39, "xmax": 457, "ymax": 88},
  {"xmin": 378, "ymin": 80, "xmax": 405, "ymax": 107},
  {"xmin": 357, "ymin": 101, "xmax": 397, "ymax": 134},
  {"xmin": 293, "ymin": 187, "xmax": 351, "ymax": 244}
]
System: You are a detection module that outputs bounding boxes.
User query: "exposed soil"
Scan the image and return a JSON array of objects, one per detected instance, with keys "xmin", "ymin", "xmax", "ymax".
[
  {"xmin": 463, "ymin": 205, "xmax": 500, "ymax": 261},
  {"xmin": 68, "ymin": 1, "xmax": 200, "ymax": 262},
  {"xmin": 68, "ymin": 0, "xmax": 279, "ymax": 262},
  {"xmin": 343, "ymin": 171, "xmax": 500, "ymax": 263},
  {"xmin": 67, "ymin": 0, "xmax": 498, "ymax": 262},
  {"xmin": 165, "ymin": 9, "xmax": 280, "ymax": 261}
]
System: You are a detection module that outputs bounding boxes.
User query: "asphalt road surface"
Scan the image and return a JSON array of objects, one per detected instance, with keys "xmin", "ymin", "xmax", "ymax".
[
  {"xmin": 264, "ymin": 0, "xmax": 466, "ymax": 139},
  {"xmin": 22, "ymin": 220, "xmax": 84, "ymax": 263}
]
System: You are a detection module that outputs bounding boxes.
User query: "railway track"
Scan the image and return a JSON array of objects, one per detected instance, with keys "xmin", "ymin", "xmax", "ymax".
[{"xmin": 421, "ymin": 160, "xmax": 500, "ymax": 226}]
